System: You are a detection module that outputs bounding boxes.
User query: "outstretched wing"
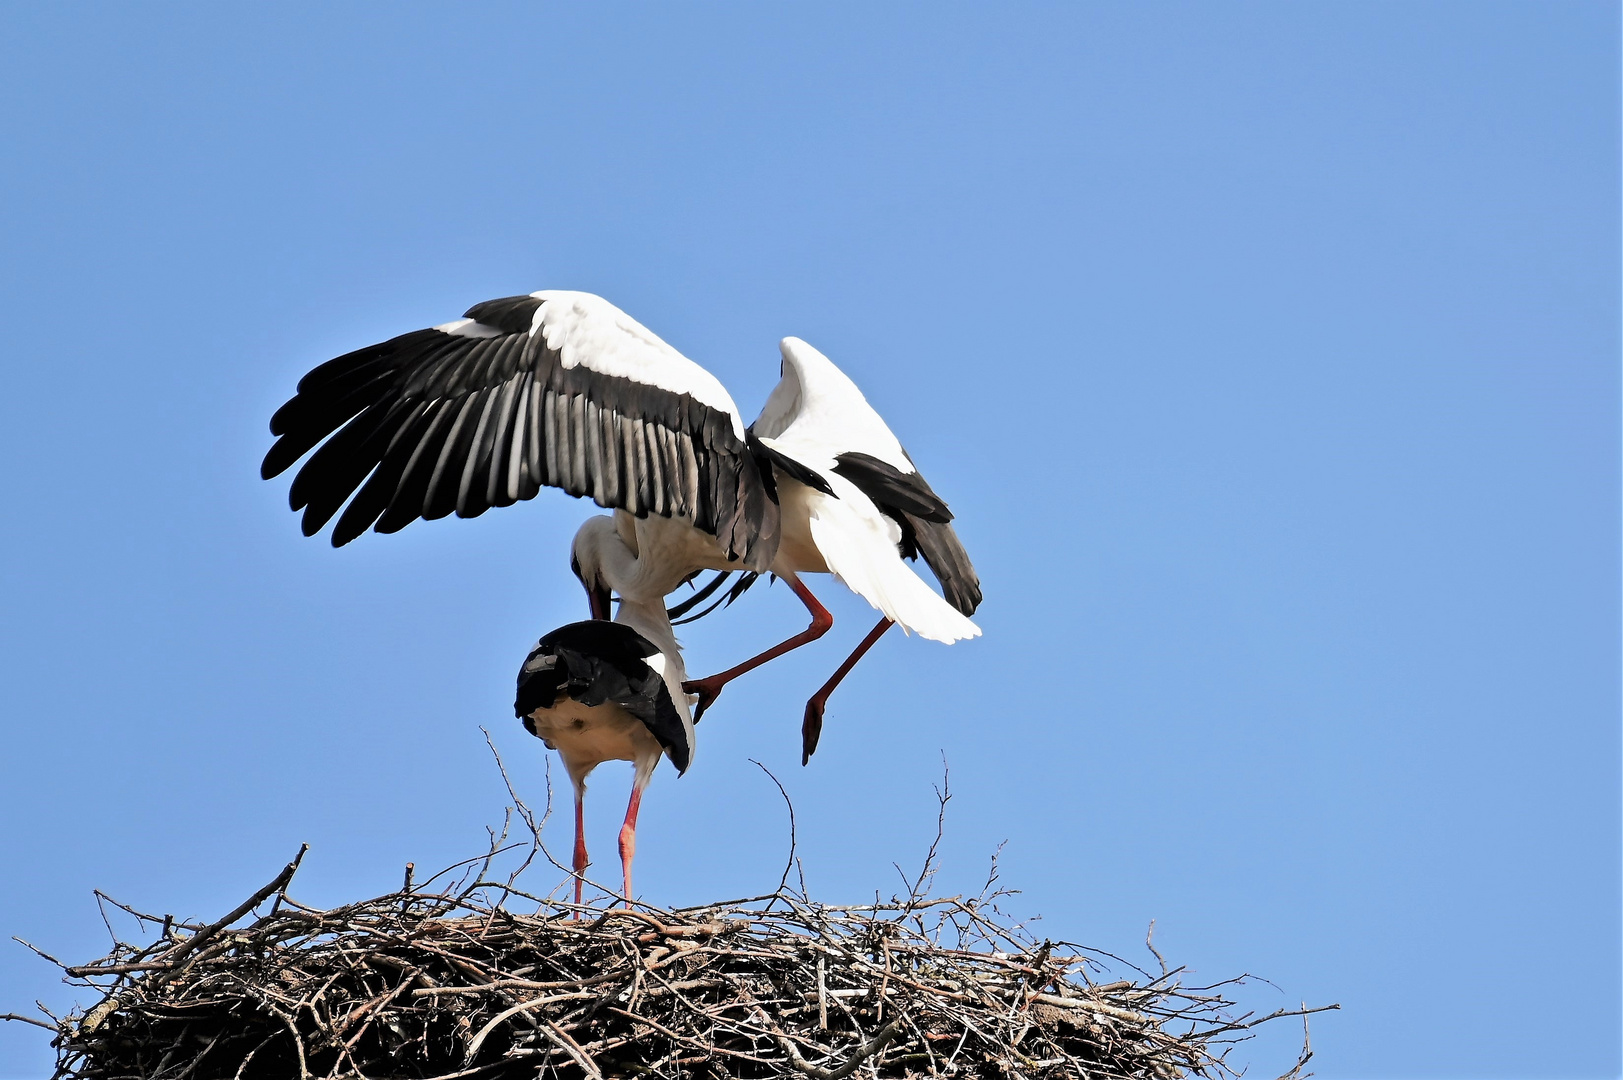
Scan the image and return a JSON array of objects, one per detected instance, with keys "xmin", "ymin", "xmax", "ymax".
[{"xmin": 264, "ymin": 290, "xmax": 778, "ymax": 568}]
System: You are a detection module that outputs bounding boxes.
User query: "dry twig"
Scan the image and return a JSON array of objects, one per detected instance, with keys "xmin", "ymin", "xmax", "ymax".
[
  {"xmin": 18, "ymin": 753, "xmax": 1335, "ymax": 1078},
  {"xmin": 25, "ymin": 856, "xmax": 1333, "ymax": 1077}
]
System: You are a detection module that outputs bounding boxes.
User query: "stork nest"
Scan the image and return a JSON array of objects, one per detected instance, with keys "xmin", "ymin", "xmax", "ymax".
[{"xmin": 13, "ymin": 762, "xmax": 1332, "ymax": 1080}]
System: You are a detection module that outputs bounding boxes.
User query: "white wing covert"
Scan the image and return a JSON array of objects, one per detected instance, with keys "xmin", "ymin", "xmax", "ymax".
[
  {"xmin": 805, "ymin": 470, "xmax": 981, "ymax": 643},
  {"xmin": 753, "ymin": 337, "xmax": 983, "ymax": 618}
]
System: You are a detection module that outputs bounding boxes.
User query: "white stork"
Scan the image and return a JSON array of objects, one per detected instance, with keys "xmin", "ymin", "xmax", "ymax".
[
  {"xmin": 514, "ymin": 609, "xmax": 692, "ymax": 909},
  {"xmin": 685, "ymin": 335, "xmax": 980, "ymax": 760},
  {"xmin": 263, "ymin": 291, "xmax": 981, "ymax": 761}
]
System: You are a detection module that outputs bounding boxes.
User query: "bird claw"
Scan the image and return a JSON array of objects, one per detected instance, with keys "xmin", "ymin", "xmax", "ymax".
[
  {"xmin": 682, "ymin": 677, "xmax": 723, "ymax": 722},
  {"xmin": 801, "ymin": 699, "xmax": 826, "ymax": 766}
]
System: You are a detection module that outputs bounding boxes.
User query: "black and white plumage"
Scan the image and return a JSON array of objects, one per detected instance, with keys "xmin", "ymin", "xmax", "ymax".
[
  {"xmin": 515, "ymin": 611, "xmax": 694, "ymax": 907},
  {"xmin": 752, "ymin": 336, "xmax": 981, "ymax": 634},
  {"xmin": 680, "ymin": 336, "xmax": 982, "ymax": 760},
  {"xmin": 558, "ymin": 336, "xmax": 982, "ymax": 646},
  {"xmin": 516, "ymin": 620, "xmax": 691, "ymax": 775},
  {"xmin": 262, "ymin": 291, "xmax": 778, "ymax": 567},
  {"xmin": 264, "ymin": 289, "xmax": 982, "ymax": 762}
]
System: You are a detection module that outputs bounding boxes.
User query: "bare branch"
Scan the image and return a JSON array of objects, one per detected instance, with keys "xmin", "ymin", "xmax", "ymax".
[
  {"xmin": 21, "ymin": 781, "xmax": 1328, "ymax": 1080},
  {"xmin": 750, "ymin": 758, "xmax": 797, "ymax": 905}
]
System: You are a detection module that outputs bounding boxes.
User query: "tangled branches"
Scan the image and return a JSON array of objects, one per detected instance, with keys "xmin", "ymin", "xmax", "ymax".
[
  {"xmin": 14, "ymin": 756, "xmax": 1334, "ymax": 1079},
  {"xmin": 25, "ymin": 871, "xmax": 1331, "ymax": 1078}
]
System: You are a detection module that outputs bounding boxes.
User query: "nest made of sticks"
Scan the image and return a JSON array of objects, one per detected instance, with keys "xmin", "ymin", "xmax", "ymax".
[{"xmin": 11, "ymin": 761, "xmax": 1333, "ymax": 1080}]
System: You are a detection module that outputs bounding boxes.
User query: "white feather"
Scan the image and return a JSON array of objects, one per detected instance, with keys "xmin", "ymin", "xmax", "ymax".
[
  {"xmin": 614, "ymin": 597, "xmax": 697, "ymax": 770},
  {"xmin": 751, "ymin": 337, "xmax": 978, "ymax": 643},
  {"xmin": 529, "ymin": 291, "xmax": 746, "ymax": 438},
  {"xmin": 752, "ymin": 337, "xmax": 912, "ymax": 473},
  {"xmin": 803, "ymin": 473, "xmax": 980, "ymax": 644},
  {"xmin": 433, "ymin": 318, "xmax": 505, "ymax": 339}
]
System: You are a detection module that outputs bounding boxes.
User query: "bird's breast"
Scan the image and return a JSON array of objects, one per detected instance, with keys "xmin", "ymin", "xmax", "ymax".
[
  {"xmin": 771, "ymin": 479, "xmax": 832, "ymax": 574},
  {"xmin": 525, "ymin": 698, "xmax": 662, "ymax": 785}
]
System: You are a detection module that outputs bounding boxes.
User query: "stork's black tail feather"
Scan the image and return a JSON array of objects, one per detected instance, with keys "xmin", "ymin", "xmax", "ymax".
[{"xmin": 906, "ymin": 516, "xmax": 982, "ymax": 616}]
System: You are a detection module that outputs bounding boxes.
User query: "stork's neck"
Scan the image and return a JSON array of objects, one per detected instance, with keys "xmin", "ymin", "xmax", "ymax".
[
  {"xmin": 590, "ymin": 519, "xmax": 679, "ymax": 603},
  {"xmin": 613, "ymin": 598, "xmax": 688, "ymax": 685}
]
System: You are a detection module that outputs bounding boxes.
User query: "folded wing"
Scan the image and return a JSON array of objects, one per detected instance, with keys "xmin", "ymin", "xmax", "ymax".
[
  {"xmin": 754, "ymin": 336, "xmax": 982, "ymax": 619},
  {"xmin": 515, "ymin": 620, "xmax": 691, "ymax": 774}
]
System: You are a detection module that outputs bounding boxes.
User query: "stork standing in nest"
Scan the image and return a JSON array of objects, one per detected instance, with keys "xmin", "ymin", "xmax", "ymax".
[{"xmin": 514, "ymin": 608, "xmax": 693, "ymax": 908}]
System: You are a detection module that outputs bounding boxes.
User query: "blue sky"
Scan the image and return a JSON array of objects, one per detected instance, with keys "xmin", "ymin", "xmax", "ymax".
[{"xmin": 0, "ymin": 4, "xmax": 1616, "ymax": 1077}]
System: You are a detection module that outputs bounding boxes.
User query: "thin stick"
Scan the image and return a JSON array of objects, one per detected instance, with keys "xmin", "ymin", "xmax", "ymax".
[
  {"xmin": 34, "ymin": 787, "xmax": 1331, "ymax": 1080},
  {"xmin": 751, "ymin": 759, "xmax": 797, "ymax": 905}
]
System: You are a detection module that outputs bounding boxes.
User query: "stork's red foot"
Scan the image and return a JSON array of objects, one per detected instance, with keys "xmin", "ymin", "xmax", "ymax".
[
  {"xmin": 799, "ymin": 615, "xmax": 892, "ymax": 765},
  {"xmin": 682, "ymin": 676, "xmax": 726, "ymax": 722},
  {"xmin": 801, "ymin": 697, "xmax": 826, "ymax": 766}
]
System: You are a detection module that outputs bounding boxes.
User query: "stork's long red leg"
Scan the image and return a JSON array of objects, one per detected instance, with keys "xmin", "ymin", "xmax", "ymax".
[
  {"xmin": 571, "ymin": 791, "xmax": 589, "ymax": 917},
  {"xmin": 802, "ymin": 616, "xmax": 894, "ymax": 764},
  {"xmin": 617, "ymin": 786, "xmax": 644, "ymax": 906},
  {"xmin": 682, "ymin": 574, "xmax": 833, "ymax": 720}
]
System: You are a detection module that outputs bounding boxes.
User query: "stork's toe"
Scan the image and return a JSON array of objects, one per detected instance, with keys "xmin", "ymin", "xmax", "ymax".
[{"xmin": 801, "ymin": 699, "xmax": 826, "ymax": 765}]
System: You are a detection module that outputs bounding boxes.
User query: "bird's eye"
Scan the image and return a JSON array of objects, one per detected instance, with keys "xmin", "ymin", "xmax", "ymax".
[{"xmin": 570, "ymin": 555, "xmax": 583, "ymax": 580}]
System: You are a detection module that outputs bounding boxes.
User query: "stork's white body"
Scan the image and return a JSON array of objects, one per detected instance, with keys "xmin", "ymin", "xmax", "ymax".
[
  {"xmin": 753, "ymin": 338, "xmax": 979, "ymax": 643},
  {"xmin": 604, "ymin": 511, "xmax": 736, "ymax": 604},
  {"xmin": 576, "ymin": 336, "xmax": 979, "ymax": 642}
]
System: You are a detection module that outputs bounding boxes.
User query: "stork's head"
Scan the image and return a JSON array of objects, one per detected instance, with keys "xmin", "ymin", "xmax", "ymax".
[{"xmin": 570, "ymin": 517, "xmax": 618, "ymax": 621}]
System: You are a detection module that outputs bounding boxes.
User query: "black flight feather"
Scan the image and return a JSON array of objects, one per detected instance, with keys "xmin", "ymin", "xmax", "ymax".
[
  {"xmin": 822, "ymin": 450, "xmax": 978, "ymax": 616},
  {"xmin": 671, "ymin": 571, "xmax": 760, "ymax": 626},
  {"xmin": 906, "ymin": 516, "xmax": 982, "ymax": 616},
  {"xmin": 829, "ymin": 451, "xmax": 952, "ymax": 523},
  {"xmin": 331, "ymin": 407, "xmax": 431, "ymax": 546},
  {"xmin": 289, "ymin": 398, "xmax": 415, "ymax": 526},
  {"xmin": 263, "ymin": 294, "xmax": 782, "ymax": 566},
  {"xmin": 665, "ymin": 570, "xmax": 733, "ymax": 621},
  {"xmin": 423, "ymin": 390, "xmax": 489, "ymax": 520},
  {"xmin": 747, "ymin": 431, "xmax": 834, "ymax": 497},
  {"xmin": 464, "ymin": 294, "xmax": 543, "ymax": 335},
  {"xmin": 374, "ymin": 401, "xmax": 458, "ymax": 533}
]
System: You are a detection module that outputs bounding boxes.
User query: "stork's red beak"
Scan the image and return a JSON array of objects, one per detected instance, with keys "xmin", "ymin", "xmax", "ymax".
[{"xmin": 588, "ymin": 583, "xmax": 612, "ymax": 621}]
